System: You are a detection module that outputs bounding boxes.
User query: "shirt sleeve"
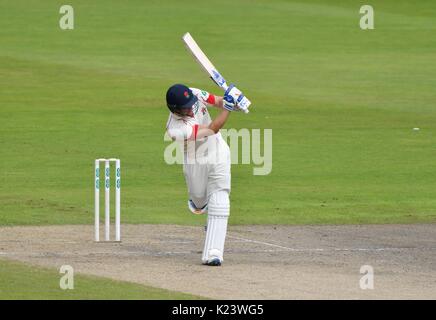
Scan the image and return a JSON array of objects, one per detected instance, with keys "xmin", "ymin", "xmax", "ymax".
[
  {"xmin": 190, "ymin": 87, "xmax": 216, "ymax": 106},
  {"xmin": 166, "ymin": 116, "xmax": 199, "ymax": 140}
]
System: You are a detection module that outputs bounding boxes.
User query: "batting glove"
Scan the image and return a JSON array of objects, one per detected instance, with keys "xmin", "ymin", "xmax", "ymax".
[
  {"xmin": 223, "ymin": 89, "xmax": 236, "ymax": 111},
  {"xmin": 224, "ymin": 84, "xmax": 249, "ymax": 113}
]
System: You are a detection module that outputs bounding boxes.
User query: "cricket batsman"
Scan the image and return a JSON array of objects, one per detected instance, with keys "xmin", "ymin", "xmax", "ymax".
[{"xmin": 165, "ymin": 83, "xmax": 248, "ymax": 266}]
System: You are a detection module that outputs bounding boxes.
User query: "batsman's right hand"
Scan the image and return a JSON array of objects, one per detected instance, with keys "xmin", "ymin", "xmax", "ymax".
[{"xmin": 224, "ymin": 84, "xmax": 249, "ymax": 113}]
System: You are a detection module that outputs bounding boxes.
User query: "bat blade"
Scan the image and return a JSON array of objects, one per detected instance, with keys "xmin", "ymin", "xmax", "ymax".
[
  {"xmin": 182, "ymin": 32, "xmax": 250, "ymax": 113},
  {"xmin": 182, "ymin": 32, "xmax": 228, "ymax": 90}
]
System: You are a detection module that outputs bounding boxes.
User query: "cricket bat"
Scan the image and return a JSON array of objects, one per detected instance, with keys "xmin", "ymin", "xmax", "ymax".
[{"xmin": 182, "ymin": 32, "xmax": 251, "ymax": 113}]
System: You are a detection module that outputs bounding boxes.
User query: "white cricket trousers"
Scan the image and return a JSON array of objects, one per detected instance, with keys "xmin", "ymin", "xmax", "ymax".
[{"xmin": 183, "ymin": 138, "xmax": 231, "ymax": 207}]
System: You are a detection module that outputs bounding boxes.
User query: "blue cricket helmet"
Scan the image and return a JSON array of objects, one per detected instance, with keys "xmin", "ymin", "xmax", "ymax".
[{"xmin": 166, "ymin": 84, "xmax": 198, "ymax": 114}]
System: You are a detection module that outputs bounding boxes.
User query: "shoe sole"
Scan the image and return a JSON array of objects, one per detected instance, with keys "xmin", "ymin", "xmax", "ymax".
[{"xmin": 188, "ymin": 200, "xmax": 207, "ymax": 215}]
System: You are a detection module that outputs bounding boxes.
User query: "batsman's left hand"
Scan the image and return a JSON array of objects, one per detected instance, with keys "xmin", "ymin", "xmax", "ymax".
[{"xmin": 223, "ymin": 94, "xmax": 236, "ymax": 111}]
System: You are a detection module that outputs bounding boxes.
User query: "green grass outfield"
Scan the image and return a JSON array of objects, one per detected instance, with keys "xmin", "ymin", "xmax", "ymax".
[
  {"xmin": 0, "ymin": 259, "xmax": 202, "ymax": 299},
  {"xmin": 1, "ymin": 0, "xmax": 436, "ymax": 227}
]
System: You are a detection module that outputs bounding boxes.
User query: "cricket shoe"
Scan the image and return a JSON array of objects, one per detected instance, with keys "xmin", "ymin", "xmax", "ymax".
[
  {"xmin": 204, "ymin": 258, "xmax": 222, "ymax": 266},
  {"xmin": 188, "ymin": 199, "xmax": 207, "ymax": 215}
]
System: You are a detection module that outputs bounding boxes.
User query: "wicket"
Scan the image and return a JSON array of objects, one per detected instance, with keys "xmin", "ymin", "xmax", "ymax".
[{"xmin": 94, "ymin": 158, "xmax": 121, "ymax": 242}]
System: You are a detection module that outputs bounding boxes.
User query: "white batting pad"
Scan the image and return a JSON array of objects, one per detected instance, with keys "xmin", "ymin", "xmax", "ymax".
[{"xmin": 202, "ymin": 190, "xmax": 230, "ymax": 263}]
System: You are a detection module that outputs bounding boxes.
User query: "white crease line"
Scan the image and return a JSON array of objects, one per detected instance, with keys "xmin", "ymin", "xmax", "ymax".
[
  {"xmin": 227, "ymin": 235, "xmax": 436, "ymax": 252},
  {"xmin": 0, "ymin": 251, "xmax": 193, "ymax": 257},
  {"xmin": 228, "ymin": 235, "xmax": 323, "ymax": 252}
]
